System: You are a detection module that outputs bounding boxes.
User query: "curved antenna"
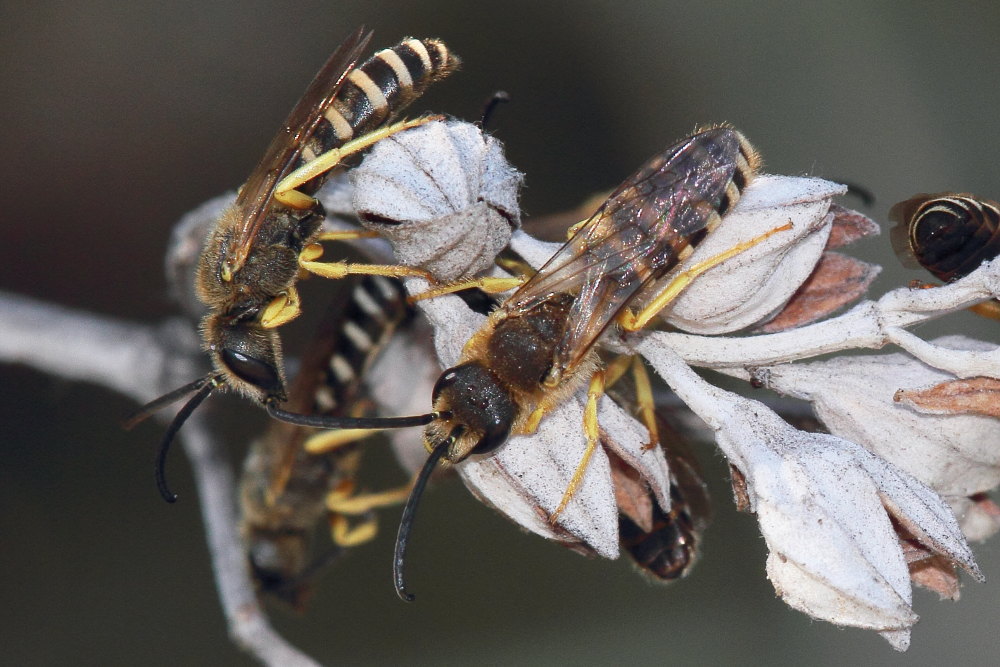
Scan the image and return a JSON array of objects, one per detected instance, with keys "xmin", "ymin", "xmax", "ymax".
[
  {"xmin": 123, "ymin": 375, "xmax": 214, "ymax": 430},
  {"xmin": 393, "ymin": 428, "xmax": 461, "ymax": 602},
  {"xmin": 265, "ymin": 401, "xmax": 441, "ymax": 430},
  {"xmin": 479, "ymin": 90, "xmax": 510, "ymax": 130},
  {"xmin": 155, "ymin": 379, "xmax": 217, "ymax": 503}
]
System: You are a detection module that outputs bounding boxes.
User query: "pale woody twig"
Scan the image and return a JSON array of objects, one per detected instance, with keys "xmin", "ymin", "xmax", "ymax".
[
  {"xmin": 640, "ymin": 258, "xmax": 1000, "ymax": 373},
  {"xmin": 0, "ymin": 289, "xmax": 320, "ymax": 667}
]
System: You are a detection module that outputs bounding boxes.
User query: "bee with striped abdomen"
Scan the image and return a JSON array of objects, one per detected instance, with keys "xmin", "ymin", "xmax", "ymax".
[
  {"xmin": 264, "ymin": 126, "xmax": 798, "ymax": 599},
  {"xmin": 240, "ymin": 275, "xmax": 411, "ymax": 608},
  {"xmin": 890, "ymin": 193, "xmax": 1000, "ymax": 282},
  {"xmin": 125, "ymin": 28, "xmax": 459, "ymax": 501}
]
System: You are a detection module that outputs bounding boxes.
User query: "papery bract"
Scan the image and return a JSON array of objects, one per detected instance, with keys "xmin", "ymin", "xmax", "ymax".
[
  {"xmin": 762, "ymin": 337, "xmax": 1000, "ymax": 498},
  {"xmin": 352, "ymin": 120, "xmax": 523, "ymax": 281},
  {"xmin": 663, "ymin": 175, "xmax": 845, "ymax": 334}
]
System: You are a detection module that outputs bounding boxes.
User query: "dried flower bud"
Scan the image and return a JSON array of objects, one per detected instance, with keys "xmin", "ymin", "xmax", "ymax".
[
  {"xmin": 352, "ymin": 119, "xmax": 523, "ymax": 281},
  {"xmin": 762, "ymin": 336, "xmax": 1000, "ymax": 498},
  {"xmin": 664, "ymin": 175, "xmax": 848, "ymax": 334},
  {"xmin": 637, "ymin": 343, "xmax": 980, "ymax": 650}
]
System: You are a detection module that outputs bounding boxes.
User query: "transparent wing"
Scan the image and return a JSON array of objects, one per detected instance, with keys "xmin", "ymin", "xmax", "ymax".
[
  {"xmin": 224, "ymin": 27, "xmax": 373, "ymax": 274},
  {"xmin": 505, "ymin": 128, "xmax": 749, "ymax": 377}
]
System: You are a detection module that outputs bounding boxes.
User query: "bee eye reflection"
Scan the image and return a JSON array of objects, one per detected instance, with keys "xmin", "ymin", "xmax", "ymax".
[{"xmin": 220, "ymin": 348, "xmax": 282, "ymax": 393}]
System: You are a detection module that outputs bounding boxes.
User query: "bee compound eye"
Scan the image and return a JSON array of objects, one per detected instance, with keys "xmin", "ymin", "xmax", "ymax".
[
  {"xmin": 220, "ymin": 348, "xmax": 283, "ymax": 394},
  {"xmin": 431, "ymin": 367, "xmax": 460, "ymax": 402}
]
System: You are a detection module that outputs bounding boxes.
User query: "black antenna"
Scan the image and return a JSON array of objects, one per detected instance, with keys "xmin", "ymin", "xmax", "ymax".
[
  {"xmin": 393, "ymin": 428, "xmax": 461, "ymax": 602},
  {"xmin": 479, "ymin": 90, "xmax": 510, "ymax": 130},
  {"xmin": 123, "ymin": 375, "xmax": 215, "ymax": 430},
  {"xmin": 155, "ymin": 379, "xmax": 217, "ymax": 502},
  {"xmin": 265, "ymin": 401, "xmax": 441, "ymax": 429}
]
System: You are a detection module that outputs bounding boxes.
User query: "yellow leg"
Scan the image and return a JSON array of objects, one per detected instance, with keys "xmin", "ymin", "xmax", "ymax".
[
  {"xmin": 315, "ymin": 229, "xmax": 381, "ymax": 242},
  {"xmin": 275, "ymin": 116, "xmax": 443, "ymax": 209},
  {"xmin": 260, "ymin": 287, "xmax": 302, "ymax": 329},
  {"xmin": 523, "ymin": 406, "xmax": 547, "ymax": 434},
  {"xmin": 619, "ymin": 221, "xmax": 794, "ymax": 331},
  {"xmin": 565, "ymin": 217, "xmax": 590, "ymax": 239},
  {"xmin": 550, "ymin": 370, "xmax": 606, "ymax": 523},
  {"xmin": 299, "ymin": 243, "xmax": 434, "ymax": 281},
  {"xmin": 330, "ymin": 514, "xmax": 378, "ymax": 548},
  {"xmin": 495, "ymin": 255, "xmax": 535, "ymax": 279},
  {"xmin": 602, "ymin": 355, "xmax": 633, "ymax": 389},
  {"xmin": 326, "ymin": 480, "xmax": 413, "ymax": 515},
  {"xmin": 304, "ymin": 427, "xmax": 373, "ymax": 454},
  {"xmin": 408, "ymin": 275, "xmax": 526, "ymax": 303},
  {"xmin": 630, "ymin": 357, "xmax": 659, "ymax": 451}
]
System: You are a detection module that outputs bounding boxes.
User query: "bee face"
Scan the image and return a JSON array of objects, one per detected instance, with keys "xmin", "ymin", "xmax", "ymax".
[
  {"xmin": 428, "ymin": 361, "xmax": 516, "ymax": 461},
  {"xmin": 203, "ymin": 314, "xmax": 286, "ymax": 402}
]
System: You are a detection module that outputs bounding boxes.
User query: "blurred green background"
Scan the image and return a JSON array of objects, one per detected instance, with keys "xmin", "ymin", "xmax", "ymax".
[{"xmin": 1, "ymin": 1, "xmax": 998, "ymax": 664}]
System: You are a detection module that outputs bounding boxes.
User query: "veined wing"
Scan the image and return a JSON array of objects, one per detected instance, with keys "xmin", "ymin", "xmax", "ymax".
[
  {"xmin": 223, "ymin": 27, "xmax": 373, "ymax": 276},
  {"xmin": 505, "ymin": 127, "xmax": 758, "ymax": 379}
]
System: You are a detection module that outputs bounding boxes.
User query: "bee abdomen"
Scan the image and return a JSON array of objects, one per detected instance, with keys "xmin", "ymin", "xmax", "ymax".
[
  {"xmin": 893, "ymin": 194, "xmax": 1000, "ymax": 282},
  {"xmin": 311, "ymin": 38, "xmax": 459, "ymax": 157},
  {"xmin": 619, "ymin": 484, "xmax": 699, "ymax": 581},
  {"xmin": 318, "ymin": 276, "xmax": 410, "ymax": 411}
]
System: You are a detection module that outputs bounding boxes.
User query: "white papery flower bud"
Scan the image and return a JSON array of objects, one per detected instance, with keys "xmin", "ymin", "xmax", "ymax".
[
  {"xmin": 664, "ymin": 175, "xmax": 845, "ymax": 334},
  {"xmin": 351, "ymin": 120, "xmax": 523, "ymax": 282},
  {"xmin": 637, "ymin": 342, "xmax": 981, "ymax": 650},
  {"xmin": 761, "ymin": 336, "xmax": 1000, "ymax": 499}
]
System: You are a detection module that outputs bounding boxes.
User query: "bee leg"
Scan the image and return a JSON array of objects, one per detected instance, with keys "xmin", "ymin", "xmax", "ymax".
[
  {"xmin": 326, "ymin": 480, "xmax": 413, "ymax": 516},
  {"xmin": 550, "ymin": 370, "xmax": 606, "ymax": 523},
  {"xmin": 304, "ymin": 427, "xmax": 375, "ymax": 454},
  {"xmin": 601, "ymin": 355, "xmax": 658, "ymax": 450},
  {"xmin": 260, "ymin": 287, "xmax": 303, "ymax": 328},
  {"xmin": 299, "ymin": 242, "xmax": 435, "ymax": 281},
  {"xmin": 630, "ymin": 357, "xmax": 659, "ymax": 451},
  {"xmin": 562, "ymin": 191, "xmax": 613, "ymax": 238},
  {"xmin": 408, "ymin": 275, "xmax": 526, "ymax": 303},
  {"xmin": 314, "ymin": 229, "xmax": 381, "ymax": 242},
  {"xmin": 274, "ymin": 115, "xmax": 444, "ymax": 209},
  {"xmin": 565, "ymin": 218, "xmax": 590, "ymax": 239},
  {"xmin": 329, "ymin": 514, "xmax": 378, "ymax": 548},
  {"xmin": 619, "ymin": 221, "xmax": 794, "ymax": 331},
  {"xmin": 522, "ymin": 406, "xmax": 547, "ymax": 434}
]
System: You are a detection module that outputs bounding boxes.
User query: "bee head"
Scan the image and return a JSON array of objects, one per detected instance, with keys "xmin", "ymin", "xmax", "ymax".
[
  {"xmin": 427, "ymin": 361, "xmax": 515, "ymax": 462},
  {"xmin": 203, "ymin": 313, "xmax": 287, "ymax": 402}
]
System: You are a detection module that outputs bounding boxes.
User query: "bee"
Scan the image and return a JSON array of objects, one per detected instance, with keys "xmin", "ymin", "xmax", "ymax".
[
  {"xmin": 264, "ymin": 126, "xmax": 785, "ymax": 600},
  {"xmin": 125, "ymin": 28, "xmax": 459, "ymax": 501},
  {"xmin": 240, "ymin": 275, "xmax": 410, "ymax": 608},
  {"xmin": 616, "ymin": 429, "xmax": 710, "ymax": 582},
  {"xmin": 890, "ymin": 193, "xmax": 1000, "ymax": 282}
]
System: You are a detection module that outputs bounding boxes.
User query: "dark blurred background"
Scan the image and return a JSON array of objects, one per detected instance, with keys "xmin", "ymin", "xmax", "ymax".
[{"xmin": 2, "ymin": 1, "xmax": 998, "ymax": 664}]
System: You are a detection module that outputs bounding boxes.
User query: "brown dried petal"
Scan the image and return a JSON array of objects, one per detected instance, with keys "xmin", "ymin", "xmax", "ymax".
[
  {"xmin": 894, "ymin": 376, "xmax": 1000, "ymax": 418},
  {"xmin": 827, "ymin": 204, "xmax": 881, "ymax": 249},
  {"xmin": 730, "ymin": 464, "xmax": 752, "ymax": 513},
  {"xmin": 899, "ymin": 538, "xmax": 961, "ymax": 600},
  {"xmin": 756, "ymin": 251, "xmax": 881, "ymax": 333},
  {"xmin": 608, "ymin": 451, "xmax": 655, "ymax": 531}
]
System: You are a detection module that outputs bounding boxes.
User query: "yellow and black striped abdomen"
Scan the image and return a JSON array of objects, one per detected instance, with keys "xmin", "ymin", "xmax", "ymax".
[{"xmin": 301, "ymin": 38, "xmax": 459, "ymax": 176}]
